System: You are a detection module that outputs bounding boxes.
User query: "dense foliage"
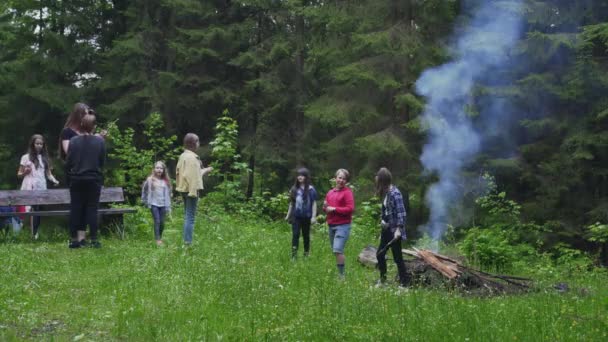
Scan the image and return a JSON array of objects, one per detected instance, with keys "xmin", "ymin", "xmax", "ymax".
[{"xmin": 1, "ymin": 1, "xmax": 607, "ymax": 259}]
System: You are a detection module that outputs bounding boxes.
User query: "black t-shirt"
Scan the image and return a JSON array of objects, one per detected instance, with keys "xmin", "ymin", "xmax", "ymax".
[
  {"xmin": 60, "ymin": 127, "xmax": 78, "ymax": 141},
  {"xmin": 65, "ymin": 135, "xmax": 106, "ymax": 184},
  {"xmin": 60, "ymin": 127, "xmax": 79, "ymax": 160}
]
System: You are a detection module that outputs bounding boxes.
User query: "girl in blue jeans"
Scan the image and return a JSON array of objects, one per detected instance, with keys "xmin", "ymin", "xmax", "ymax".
[{"xmin": 142, "ymin": 161, "xmax": 172, "ymax": 246}]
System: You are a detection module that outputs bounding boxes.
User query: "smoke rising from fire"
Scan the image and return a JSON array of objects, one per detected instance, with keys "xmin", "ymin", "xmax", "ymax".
[{"xmin": 415, "ymin": 0, "xmax": 524, "ymax": 245}]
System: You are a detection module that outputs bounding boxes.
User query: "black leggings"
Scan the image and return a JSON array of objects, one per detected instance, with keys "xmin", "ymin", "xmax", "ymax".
[
  {"xmin": 31, "ymin": 205, "xmax": 41, "ymax": 235},
  {"xmin": 69, "ymin": 179, "xmax": 101, "ymax": 241},
  {"xmin": 376, "ymin": 228, "xmax": 409, "ymax": 285},
  {"xmin": 292, "ymin": 217, "xmax": 311, "ymax": 254}
]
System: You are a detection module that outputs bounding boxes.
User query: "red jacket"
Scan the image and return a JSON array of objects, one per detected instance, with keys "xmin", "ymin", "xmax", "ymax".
[{"xmin": 324, "ymin": 186, "xmax": 355, "ymax": 225}]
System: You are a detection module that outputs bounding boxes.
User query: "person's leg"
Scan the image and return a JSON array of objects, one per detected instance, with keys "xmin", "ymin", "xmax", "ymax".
[
  {"xmin": 328, "ymin": 225, "xmax": 336, "ymax": 250},
  {"xmin": 69, "ymin": 182, "xmax": 85, "ymax": 247},
  {"xmin": 390, "ymin": 236, "xmax": 409, "ymax": 286},
  {"xmin": 302, "ymin": 218, "xmax": 311, "ymax": 256},
  {"xmin": 291, "ymin": 219, "xmax": 302, "ymax": 258},
  {"xmin": 182, "ymin": 194, "xmax": 198, "ymax": 244},
  {"xmin": 158, "ymin": 206, "xmax": 166, "ymax": 241},
  {"xmin": 151, "ymin": 206, "xmax": 161, "ymax": 241},
  {"xmin": 333, "ymin": 224, "xmax": 351, "ymax": 277},
  {"xmin": 31, "ymin": 205, "xmax": 40, "ymax": 239},
  {"xmin": 376, "ymin": 228, "xmax": 391, "ymax": 282},
  {"xmin": 84, "ymin": 181, "xmax": 101, "ymax": 243},
  {"xmin": 31, "ymin": 205, "xmax": 41, "ymax": 238}
]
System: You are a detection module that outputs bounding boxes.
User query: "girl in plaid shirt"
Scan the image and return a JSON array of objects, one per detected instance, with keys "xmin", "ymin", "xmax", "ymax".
[{"xmin": 375, "ymin": 167, "xmax": 410, "ymax": 286}]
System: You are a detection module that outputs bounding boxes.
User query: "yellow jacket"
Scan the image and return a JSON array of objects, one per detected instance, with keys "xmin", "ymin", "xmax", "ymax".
[{"xmin": 175, "ymin": 150, "xmax": 204, "ymax": 197}]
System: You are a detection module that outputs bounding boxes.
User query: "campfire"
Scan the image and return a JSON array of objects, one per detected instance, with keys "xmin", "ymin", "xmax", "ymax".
[{"xmin": 359, "ymin": 246, "xmax": 532, "ymax": 295}]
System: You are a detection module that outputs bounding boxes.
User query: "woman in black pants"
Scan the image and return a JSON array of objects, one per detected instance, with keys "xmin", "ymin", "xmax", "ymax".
[
  {"xmin": 65, "ymin": 114, "xmax": 105, "ymax": 248},
  {"xmin": 285, "ymin": 168, "xmax": 318, "ymax": 259},
  {"xmin": 375, "ymin": 167, "xmax": 410, "ymax": 286}
]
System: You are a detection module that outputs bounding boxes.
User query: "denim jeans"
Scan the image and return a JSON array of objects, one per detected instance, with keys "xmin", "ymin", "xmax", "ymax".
[
  {"xmin": 328, "ymin": 223, "xmax": 351, "ymax": 254},
  {"xmin": 181, "ymin": 194, "xmax": 198, "ymax": 244},
  {"xmin": 151, "ymin": 205, "xmax": 167, "ymax": 240}
]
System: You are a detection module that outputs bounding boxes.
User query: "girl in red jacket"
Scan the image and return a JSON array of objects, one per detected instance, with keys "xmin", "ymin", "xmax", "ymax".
[{"xmin": 323, "ymin": 168, "xmax": 355, "ymax": 279}]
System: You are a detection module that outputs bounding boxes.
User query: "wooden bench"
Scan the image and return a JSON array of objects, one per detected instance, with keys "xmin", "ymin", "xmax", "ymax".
[{"xmin": 0, "ymin": 187, "xmax": 136, "ymax": 231}]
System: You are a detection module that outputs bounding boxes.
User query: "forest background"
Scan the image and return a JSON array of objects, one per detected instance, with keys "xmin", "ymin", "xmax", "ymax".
[{"xmin": 1, "ymin": 0, "xmax": 607, "ymax": 263}]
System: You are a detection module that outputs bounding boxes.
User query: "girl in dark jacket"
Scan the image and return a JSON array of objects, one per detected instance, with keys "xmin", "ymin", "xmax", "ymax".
[
  {"xmin": 375, "ymin": 167, "xmax": 410, "ymax": 286},
  {"xmin": 285, "ymin": 168, "xmax": 317, "ymax": 259}
]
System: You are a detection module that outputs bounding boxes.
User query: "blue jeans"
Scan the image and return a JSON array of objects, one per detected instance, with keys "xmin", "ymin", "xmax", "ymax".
[
  {"xmin": 328, "ymin": 224, "xmax": 351, "ymax": 254},
  {"xmin": 151, "ymin": 206, "xmax": 167, "ymax": 240},
  {"xmin": 181, "ymin": 194, "xmax": 198, "ymax": 244}
]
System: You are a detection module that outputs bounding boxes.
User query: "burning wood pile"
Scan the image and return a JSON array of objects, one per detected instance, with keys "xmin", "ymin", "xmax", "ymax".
[{"xmin": 359, "ymin": 246, "xmax": 532, "ymax": 295}]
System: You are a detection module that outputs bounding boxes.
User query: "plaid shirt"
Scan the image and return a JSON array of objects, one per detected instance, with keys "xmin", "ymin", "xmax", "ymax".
[{"xmin": 382, "ymin": 185, "xmax": 407, "ymax": 240}]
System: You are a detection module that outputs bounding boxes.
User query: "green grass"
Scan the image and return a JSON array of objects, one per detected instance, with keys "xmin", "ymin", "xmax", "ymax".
[{"xmin": 0, "ymin": 209, "xmax": 607, "ymax": 341}]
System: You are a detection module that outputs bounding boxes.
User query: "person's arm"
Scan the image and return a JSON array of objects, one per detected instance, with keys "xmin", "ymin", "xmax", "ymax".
[
  {"xmin": 99, "ymin": 139, "xmax": 106, "ymax": 169},
  {"xmin": 165, "ymin": 186, "xmax": 172, "ymax": 212},
  {"xmin": 62, "ymin": 140, "xmax": 70, "ymax": 156},
  {"xmin": 46, "ymin": 171, "xmax": 59, "ymax": 185},
  {"xmin": 141, "ymin": 179, "xmax": 149, "ymax": 205},
  {"xmin": 201, "ymin": 164, "xmax": 213, "ymax": 176},
  {"xmin": 17, "ymin": 165, "xmax": 31, "ymax": 178},
  {"xmin": 391, "ymin": 191, "xmax": 407, "ymax": 239},
  {"xmin": 65, "ymin": 148, "xmax": 74, "ymax": 175},
  {"xmin": 333, "ymin": 189, "xmax": 354, "ymax": 215},
  {"xmin": 310, "ymin": 187, "xmax": 318, "ymax": 223},
  {"xmin": 17, "ymin": 155, "xmax": 31, "ymax": 178},
  {"xmin": 392, "ymin": 191, "xmax": 406, "ymax": 228},
  {"xmin": 285, "ymin": 202, "xmax": 293, "ymax": 221}
]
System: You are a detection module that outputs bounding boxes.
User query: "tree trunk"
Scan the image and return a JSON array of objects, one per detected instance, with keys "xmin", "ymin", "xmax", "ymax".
[
  {"xmin": 246, "ymin": 11, "xmax": 264, "ymax": 199},
  {"xmin": 294, "ymin": 4, "xmax": 306, "ymax": 165}
]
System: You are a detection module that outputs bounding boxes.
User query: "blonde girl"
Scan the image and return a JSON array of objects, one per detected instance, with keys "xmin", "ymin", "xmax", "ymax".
[{"xmin": 142, "ymin": 161, "xmax": 172, "ymax": 246}]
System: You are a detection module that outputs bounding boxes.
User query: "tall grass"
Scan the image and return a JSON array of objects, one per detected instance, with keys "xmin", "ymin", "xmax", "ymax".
[{"xmin": 0, "ymin": 206, "xmax": 606, "ymax": 341}]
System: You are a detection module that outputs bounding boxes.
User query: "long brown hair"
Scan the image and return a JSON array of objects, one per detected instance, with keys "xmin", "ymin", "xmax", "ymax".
[
  {"xmin": 27, "ymin": 134, "xmax": 52, "ymax": 176},
  {"xmin": 58, "ymin": 103, "xmax": 92, "ymax": 159},
  {"xmin": 147, "ymin": 161, "xmax": 172, "ymax": 191},
  {"xmin": 375, "ymin": 167, "xmax": 392, "ymax": 200},
  {"xmin": 64, "ymin": 103, "xmax": 90, "ymax": 129}
]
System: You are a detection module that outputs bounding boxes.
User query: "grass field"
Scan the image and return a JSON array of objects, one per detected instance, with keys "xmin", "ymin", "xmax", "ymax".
[{"xmin": 1, "ymin": 207, "xmax": 606, "ymax": 341}]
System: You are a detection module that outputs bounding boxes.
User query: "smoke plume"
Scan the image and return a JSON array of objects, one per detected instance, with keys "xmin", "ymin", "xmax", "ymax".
[{"xmin": 415, "ymin": 0, "xmax": 524, "ymax": 245}]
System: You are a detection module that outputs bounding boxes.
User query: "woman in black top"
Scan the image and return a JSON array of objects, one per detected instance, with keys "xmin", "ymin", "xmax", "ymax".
[
  {"xmin": 59, "ymin": 103, "xmax": 89, "ymax": 161},
  {"xmin": 66, "ymin": 114, "xmax": 106, "ymax": 248}
]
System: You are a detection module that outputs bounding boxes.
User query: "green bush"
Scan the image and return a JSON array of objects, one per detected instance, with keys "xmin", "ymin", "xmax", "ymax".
[
  {"xmin": 550, "ymin": 242, "xmax": 594, "ymax": 273},
  {"xmin": 458, "ymin": 227, "xmax": 517, "ymax": 271},
  {"xmin": 352, "ymin": 197, "xmax": 381, "ymax": 240},
  {"xmin": 105, "ymin": 113, "xmax": 181, "ymax": 200},
  {"xmin": 208, "ymin": 109, "xmax": 251, "ymax": 211}
]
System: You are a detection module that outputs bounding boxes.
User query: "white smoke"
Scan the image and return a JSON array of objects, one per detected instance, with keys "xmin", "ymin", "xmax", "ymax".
[{"xmin": 415, "ymin": 0, "xmax": 524, "ymax": 246}]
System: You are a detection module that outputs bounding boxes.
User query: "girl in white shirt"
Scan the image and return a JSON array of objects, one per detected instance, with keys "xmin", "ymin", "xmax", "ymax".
[{"xmin": 17, "ymin": 134, "xmax": 59, "ymax": 239}]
